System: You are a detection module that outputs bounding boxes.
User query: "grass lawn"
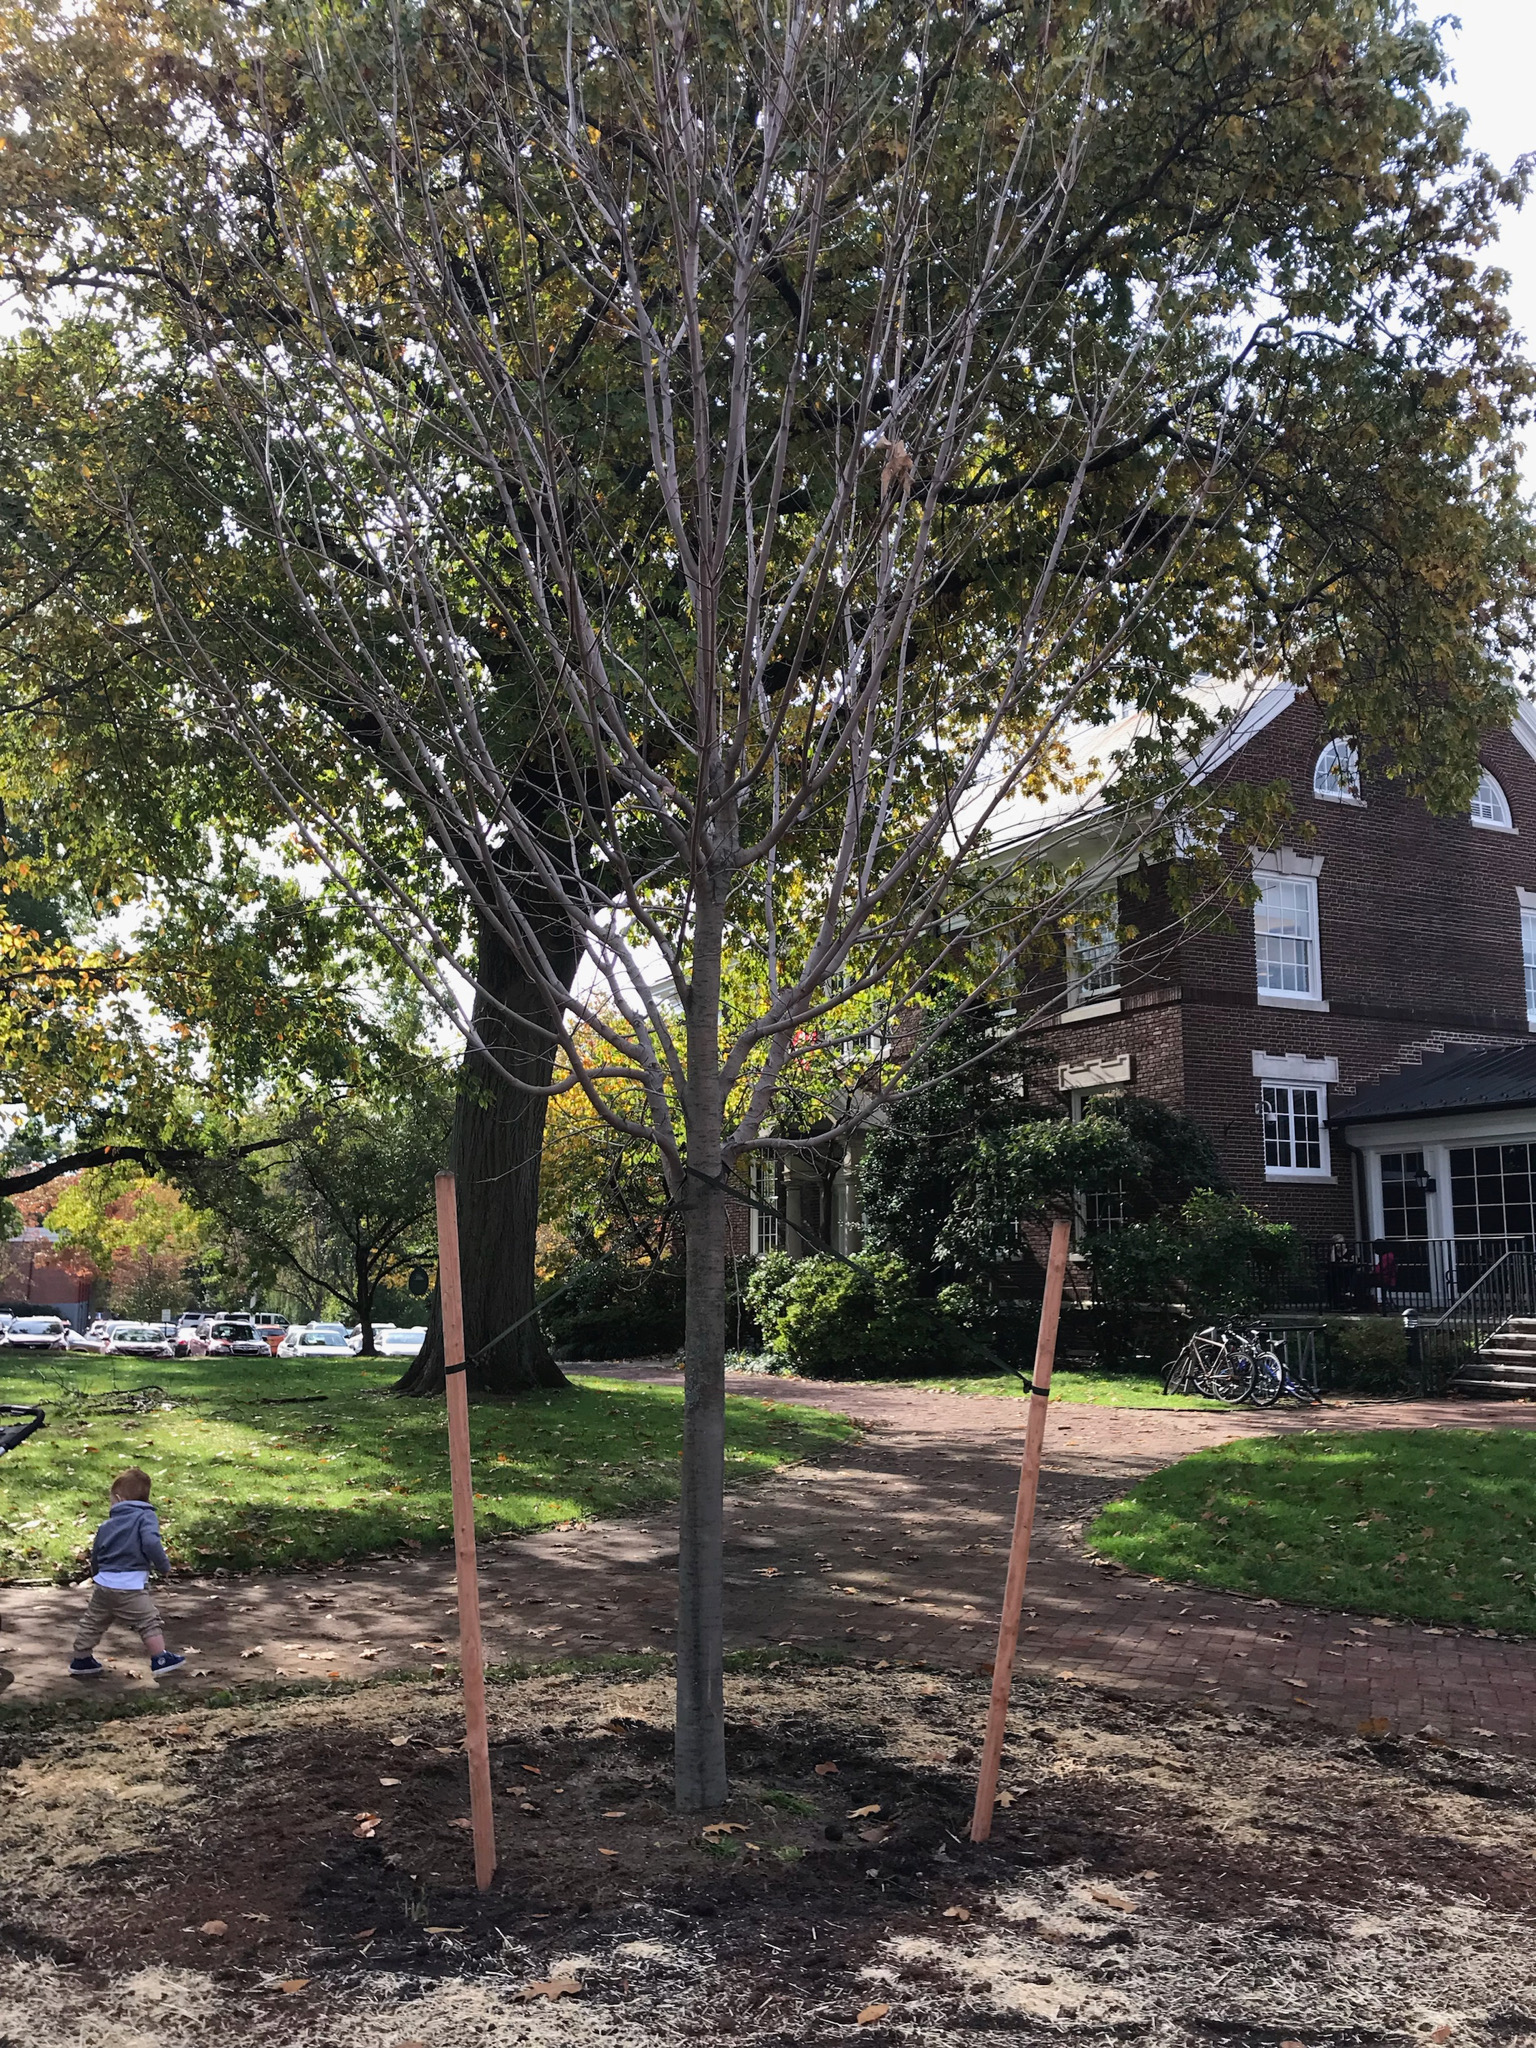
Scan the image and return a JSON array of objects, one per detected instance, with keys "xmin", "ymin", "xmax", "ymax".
[
  {"xmin": 1089, "ymin": 1427, "xmax": 1536, "ymax": 1632},
  {"xmin": 891, "ymin": 1366, "xmax": 1227, "ymax": 1409},
  {"xmin": 0, "ymin": 1350, "xmax": 854, "ymax": 1582}
]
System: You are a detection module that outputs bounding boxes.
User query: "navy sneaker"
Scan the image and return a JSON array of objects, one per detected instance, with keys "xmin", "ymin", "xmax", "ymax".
[
  {"xmin": 68, "ymin": 1655, "xmax": 104, "ymax": 1679},
  {"xmin": 149, "ymin": 1651, "xmax": 186, "ymax": 1679}
]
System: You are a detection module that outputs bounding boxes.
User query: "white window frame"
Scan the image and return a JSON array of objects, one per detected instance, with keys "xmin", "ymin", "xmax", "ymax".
[
  {"xmin": 1471, "ymin": 769, "xmax": 1515, "ymax": 832},
  {"xmin": 1261, "ymin": 1080, "xmax": 1332, "ymax": 1179},
  {"xmin": 749, "ymin": 1159, "xmax": 783, "ymax": 1255},
  {"xmin": 1253, "ymin": 868, "xmax": 1324, "ymax": 1008},
  {"xmin": 1064, "ymin": 889, "xmax": 1121, "ymax": 1009},
  {"xmin": 1312, "ymin": 737, "xmax": 1363, "ymax": 805},
  {"xmin": 1521, "ymin": 889, "xmax": 1536, "ymax": 1031}
]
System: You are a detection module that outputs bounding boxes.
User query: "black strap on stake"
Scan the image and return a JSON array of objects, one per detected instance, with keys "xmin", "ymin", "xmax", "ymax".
[{"xmin": 441, "ymin": 1281, "xmax": 572, "ymax": 1378}]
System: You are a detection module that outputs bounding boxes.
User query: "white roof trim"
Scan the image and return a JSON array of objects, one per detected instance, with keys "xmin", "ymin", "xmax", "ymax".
[
  {"xmin": 1511, "ymin": 698, "xmax": 1536, "ymax": 767},
  {"xmin": 1190, "ymin": 682, "xmax": 1304, "ymax": 780}
]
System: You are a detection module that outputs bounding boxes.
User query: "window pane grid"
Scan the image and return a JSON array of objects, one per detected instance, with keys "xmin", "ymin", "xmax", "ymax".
[
  {"xmin": 1254, "ymin": 876, "xmax": 1316, "ymax": 996},
  {"xmin": 1263, "ymin": 1083, "xmax": 1324, "ymax": 1172},
  {"xmin": 1523, "ymin": 908, "xmax": 1536, "ymax": 1024}
]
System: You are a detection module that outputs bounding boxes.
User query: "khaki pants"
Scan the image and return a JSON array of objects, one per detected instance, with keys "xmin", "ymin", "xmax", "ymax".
[{"xmin": 74, "ymin": 1584, "xmax": 163, "ymax": 1655}]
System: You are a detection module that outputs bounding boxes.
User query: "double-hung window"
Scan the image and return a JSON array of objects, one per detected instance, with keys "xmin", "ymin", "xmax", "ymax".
[
  {"xmin": 1065, "ymin": 890, "xmax": 1120, "ymax": 1007},
  {"xmin": 749, "ymin": 1159, "xmax": 783, "ymax": 1254},
  {"xmin": 1262, "ymin": 1082, "xmax": 1329, "ymax": 1176},
  {"xmin": 1254, "ymin": 872, "xmax": 1322, "ymax": 1004},
  {"xmin": 1523, "ymin": 906, "xmax": 1536, "ymax": 1031}
]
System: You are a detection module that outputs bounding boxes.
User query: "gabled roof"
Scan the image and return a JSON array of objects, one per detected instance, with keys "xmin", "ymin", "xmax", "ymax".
[{"xmin": 1333, "ymin": 1044, "xmax": 1536, "ymax": 1126}]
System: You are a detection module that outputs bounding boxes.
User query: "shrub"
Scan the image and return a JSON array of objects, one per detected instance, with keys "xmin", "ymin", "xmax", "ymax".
[
  {"xmin": 744, "ymin": 1251, "xmax": 994, "ymax": 1379},
  {"xmin": 541, "ymin": 1255, "xmax": 686, "ymax": 1360},
  {"xmin": 1088, "ymin": 1191, "xmax": 1295, "ymax": 1325},
  {"xmin": 1322, "ymin": 1315, "xmax": 1411, "ymax": 1392}
]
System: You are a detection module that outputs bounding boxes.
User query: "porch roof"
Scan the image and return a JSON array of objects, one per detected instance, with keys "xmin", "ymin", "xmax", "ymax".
[{"xmin": 1333, "ymin": 1044, "xmax": 1536, "ymax": 1126}]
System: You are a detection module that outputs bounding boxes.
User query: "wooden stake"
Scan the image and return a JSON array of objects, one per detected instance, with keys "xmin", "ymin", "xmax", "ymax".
[
  {"xmin": 435, "ymin": 1169, "xmax": 498, "ymax": 1891},
  {"xmin": 970, "ymin": 1215, "xmax": 1073, "ymax": 1844}
]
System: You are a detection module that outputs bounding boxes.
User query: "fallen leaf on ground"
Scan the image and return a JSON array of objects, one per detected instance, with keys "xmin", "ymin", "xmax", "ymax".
[
  {"xmin": 389, "ymin": 1735, "xmax": 410, "ymax": 1747},
  {"xmin": 814, "ymin": 1761, "xmax": 839, "ymax": 1776},
  {"xmin": 199, "ymin": 1920, "xmax": 227, "ymax": 1938},
  {"xmin": 598, "ymin": 1847, "xmax": 618, "ymax": 1856},
  {"xmin": 858, "ymin": 1826, "xmax": 890, "ymax": 1843},
  {"xmin": 280, "ymin": 1979, "xmax": 308, "ymax": 1994},
  {"xmin": 379, "ymin": 1777, "xmax": 401, "ymax": 1787},
  {"xmin": 450, "ymin": 1817, "xmax": 474, "ymax": 1831},
  {"xmin": 856, "ymin": 2005, "xmax": 891, "ymax": 2025},
  {"xmin": 239, "ymin": 1647, "xmax": 263, "ymax": 1659},
  {"xmin": 1089, "ymin": 1885, "xmax": 1137, "ymax": 1912},
  {"xmin": 602, "ymin": 1809, "xmax": 627, "ymax": 1818},
  {"xmin": 995, "ymin": 1790, "xmax": 1016, "ymax": 1808},
  {"xmin": 352, "ymin": 1928, "xmax": 377, "ymax": 1941},
  {"xmin": 847, "ymin": 1804, "xmax": 882, "ymax": 1819},
  {"xmin": 517, "ymin": 1978, "xmax": 581, "ymax": 2001},
  {"xmin": 424, "ymin": 1925, "xmax": 462, "ymax": 1934},
  {"xmin": 1357, "ymin": 1716, "xmax": 1391, "ymax": 1738},
  {"xmin": 702, "ymin": 1822, "xmax": 747, "ymax": 1840},
  {"xmin": 943, "ymin": 1906, "xmax": 971, "ymax": 1921},
  {"xmin": 522, "ymin": 1764, "xmax": 542, "ymax": 1775},
  {"xmin": 241, "ymin": 1912, "xmax": 270, "ymax": 1924}
]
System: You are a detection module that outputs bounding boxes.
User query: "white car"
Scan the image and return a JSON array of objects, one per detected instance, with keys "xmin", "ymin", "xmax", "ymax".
[
  {"xmin": 278, "ymin": 1325, "xmax": 353, "ymax": 1359},
  {"xmin": 103, "ymin": 1321, "xmax": 175, "ymax": 1359},
  {"xmin": 376, "ymin": 1326, "xmax": 426, "ymax": 1358},
  {"xmin": 347, "ymin": 1322, "xmax": 395, "ymax": 1354}
]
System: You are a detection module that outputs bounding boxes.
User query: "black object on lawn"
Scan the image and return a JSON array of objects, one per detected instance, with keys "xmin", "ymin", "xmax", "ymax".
[{"xmin": 0, "ymin": 1404, "xmax": 44, "ymax": 1455}]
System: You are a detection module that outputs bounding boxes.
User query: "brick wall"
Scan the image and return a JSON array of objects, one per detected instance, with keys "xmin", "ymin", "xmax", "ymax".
[{"xmin": 1025, "ymin": 690, "xmax": 1536, "ymax": 1237}]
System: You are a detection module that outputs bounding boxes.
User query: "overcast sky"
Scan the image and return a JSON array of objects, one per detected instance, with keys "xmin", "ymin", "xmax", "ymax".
[{"xmin": 1439, "ymin": 0, "xmax": 1536, "ymax": 458}]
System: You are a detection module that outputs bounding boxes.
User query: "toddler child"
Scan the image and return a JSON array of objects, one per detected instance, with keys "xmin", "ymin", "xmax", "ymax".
[{"xmin": 69, "ymin": 1467, "xmax": 185, "ymax": 1680}]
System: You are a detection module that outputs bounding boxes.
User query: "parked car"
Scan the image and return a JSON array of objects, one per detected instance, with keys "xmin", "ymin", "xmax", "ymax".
[
  {"xmin": 103, "ymin": 1321, "xmax": 175, "ymax": 1360},
  {"xmin": 198, "ymin": 1318, "xmax": 271, "ymax": 1359},
  {"xmin": 278, "ymin": 1325, "xmax": 353, "ymax": 1359},
  {"xmin": 377, "ymin": 1326, "xmax": 426, "ymax": 1359},
  {"xmin": 346, "ymin": 1322, "xmax": 396, "ymax": 1354},
  {"xmin": 4, "ymin": 1316, "xmax": 68, "ymax": 1352},
  {"xmin": 64, "ymin": 1325, "xmax": 108, "ymax": 1353}
]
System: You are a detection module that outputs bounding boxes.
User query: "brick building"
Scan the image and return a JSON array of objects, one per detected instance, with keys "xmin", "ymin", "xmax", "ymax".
[{"xmin": 1019, "ymin": 682, "xmax": 1536, "ymax": 1265}]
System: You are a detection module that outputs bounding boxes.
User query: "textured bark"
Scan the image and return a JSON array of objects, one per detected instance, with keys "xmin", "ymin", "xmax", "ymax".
[{"xmin": 395, "ymin": 914, "xmax": 572, "ymax": 1398}]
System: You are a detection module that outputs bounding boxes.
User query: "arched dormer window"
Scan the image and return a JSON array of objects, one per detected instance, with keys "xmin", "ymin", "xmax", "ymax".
[
  {"xmin": 1312, "ymin": 738, "xmax": 1361, "ymax": 803},
  {"xmin": 1471, "ymin": 769, "xmax": 1514, "ymax": 831}
]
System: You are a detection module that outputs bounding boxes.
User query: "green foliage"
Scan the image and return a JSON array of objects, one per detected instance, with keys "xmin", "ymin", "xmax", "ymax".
[
  {"xmin": 541, "ymin": 1256, "xmax": 687, "ymax": 1362},
  {"xmin": 0, "ymin": 1350, "xmax": 854, "ymax": 1579},
  {"xmin": 1090, "ymin": 1429, "xmax": 1536, "ymax": 1634},
  {"xmin": 1322, "ymin": 1316, "xmax": 1412, "ymax": 1392},
  {"xmin": 1087, "ymin": 1191, "xmax": 1296, "ymax": 1324},
  {"xmin": 745, "ymin": 1250, "xmax": 994, "ymax": 1380}
]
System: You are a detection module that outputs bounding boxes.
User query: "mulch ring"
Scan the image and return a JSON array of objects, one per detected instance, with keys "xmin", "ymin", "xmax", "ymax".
[{"xmin": 3, "ymin": 1660, "xmax": 1536, "ymax": 2044}]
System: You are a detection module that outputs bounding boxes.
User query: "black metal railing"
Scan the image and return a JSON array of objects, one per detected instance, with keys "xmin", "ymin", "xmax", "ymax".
[
  {"xmin": 1242, "ymin": 1236, "xmax": 1532, "ymax": 1317},
  {"xmin": 1406, "ymin": 1246, "xmax": 1536, "ymax": 1394}
]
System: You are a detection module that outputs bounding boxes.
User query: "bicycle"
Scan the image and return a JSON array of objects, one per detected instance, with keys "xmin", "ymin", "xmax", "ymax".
[
  {"xmin": 1163, "ymin": 1326, "xmax": 1256, "ymax": 1402},
  {"xmin": 1244, "ymin": 1342, "xmax": 1323, "ymax": 1408}
]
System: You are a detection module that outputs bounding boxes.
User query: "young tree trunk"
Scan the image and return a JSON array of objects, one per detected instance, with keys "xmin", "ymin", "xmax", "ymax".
[
  {"xmin": 395, "ymin": 913, "xmax": 573, "ymax": 1398},
  {"xmin": 674, "ymin": 890, "xmax": 730, "ymax": 1811}
]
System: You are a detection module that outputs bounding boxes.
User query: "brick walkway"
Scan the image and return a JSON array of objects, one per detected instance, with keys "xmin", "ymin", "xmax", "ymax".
[{"xmin": 4, "ymin": 1370, "xmax": 1536, "ymax": 1749}]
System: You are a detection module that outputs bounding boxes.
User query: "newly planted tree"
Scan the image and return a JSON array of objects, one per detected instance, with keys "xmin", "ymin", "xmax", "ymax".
[{"xmin": 2, "ymin": 0, "xmax": 1532, "ymax": 1806}]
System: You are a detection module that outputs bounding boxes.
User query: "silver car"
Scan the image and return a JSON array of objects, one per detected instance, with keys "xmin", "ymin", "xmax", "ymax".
[
  {"xmin": 5, "ymin": 1316, "xmax": 68, "ymax": 1352},
  {"xmin": 103, "ymin": 1321, "xmax": 175, "ymax": 1360}
]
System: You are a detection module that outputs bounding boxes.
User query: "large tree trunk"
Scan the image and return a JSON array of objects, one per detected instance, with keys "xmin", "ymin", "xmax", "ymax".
[
  {"xmin": 674, "ymin": 886, "xmax": 729, "ymax": 1811},
  {"xmin": 395, "ymin": 914, "xmax": 573, "ymax": 1398}
]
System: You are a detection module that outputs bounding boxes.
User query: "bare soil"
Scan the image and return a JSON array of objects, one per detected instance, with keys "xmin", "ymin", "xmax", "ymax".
[{"xmin": 2, "ymin": 1660, "xmax": 1535, "ymax": 2045}]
